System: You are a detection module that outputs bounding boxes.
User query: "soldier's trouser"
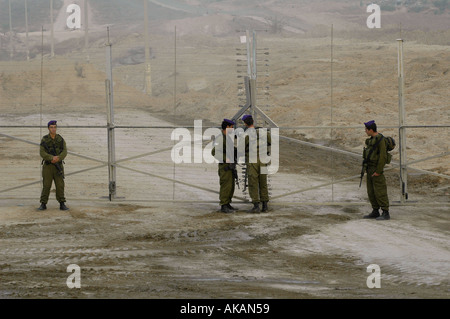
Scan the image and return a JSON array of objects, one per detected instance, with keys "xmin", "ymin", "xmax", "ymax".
[
  {"xmin": 40, "ymin": 163, "xmax": 65, "ymax": 204},
  {"xmin": 248, "ymin": 162, "xmax": 269, "ymax": 204},
  {"xmin": 218, "ymin": 164, "xmax": 235, "ymax": 206},
  {"xmin": 366, "ymin": 166, "xmax": 389, "ymax": 211}
]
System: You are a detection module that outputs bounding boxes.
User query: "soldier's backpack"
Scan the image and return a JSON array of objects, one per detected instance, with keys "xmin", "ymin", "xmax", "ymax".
[
  {"xmin": 384, "ymin": 136, "xmax": 396, "ymax": 152},
  {"xmin": 365, "ymin": 134, "xmax": 395, "ymax": 165},
  {"xmin": 382, "ymin": 135, "xmax": 396, "ymax": 164}
]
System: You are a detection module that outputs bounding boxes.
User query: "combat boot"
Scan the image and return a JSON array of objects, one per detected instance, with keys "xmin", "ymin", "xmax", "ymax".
[
  {"xmin": 38, "ymin": 203, "xmax": 47, "ymax": 211},
  {"xmin": 247, "ymin": 203, "xmax": 260, "ymax": 214},
  {"xmin": 376, "ymin": 210, "xmax": 390, "ymax": 220},
  {"xmin": 60, "ymin": 202, "xmax": 69, "ymax": 211},
  {"xmin": 220, "ymin": 205, "xmax": 232, "ymax": 214},
  {"xmin": 227, "ymin": 203, "xmax": 238, "ymax": 211},
  {"xmin": 363, "ymin": 208, "xmax": 380, "ymax": 219},
  {"xmin": 261, "ymin": 202, "xmax": 268, "ymax": 213}
]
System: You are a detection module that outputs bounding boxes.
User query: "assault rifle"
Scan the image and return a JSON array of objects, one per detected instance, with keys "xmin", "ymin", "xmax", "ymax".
[
  {"xmin": 41, "ymin": 140, "xmax": 65, "ymax": 179},
  {"xmin": 359, "ymin": 161, "xmax": 367, "ymax": 188},
  {"xmin": 225, "ymin": 163, "xmax": 240, "ymax": 189},
  {"xmin": 359, "ymin": 136, "xmax": 384, "ymax": 188},
  {"xmin": 242, "ymin": 164, "xmax": 248, "ymax": 192}
]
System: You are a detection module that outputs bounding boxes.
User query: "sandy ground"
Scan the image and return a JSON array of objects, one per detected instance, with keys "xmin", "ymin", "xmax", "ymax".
[{"xmin": 0, "ymin": 200, "xmax": 448, "ymax": 299}]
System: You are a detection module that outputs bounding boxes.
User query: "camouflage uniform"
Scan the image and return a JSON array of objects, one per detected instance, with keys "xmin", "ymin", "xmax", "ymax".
[
  {"xmin": 245, "ymin": 128, "xmax": 271, "ymax": 205},
  {"xmin": 364, "ymin": 134, "xmax": 389, "ymax": 211},
  {"xmin": 212, "ymin": 132, "xmax": 236, "ymax": 207}
]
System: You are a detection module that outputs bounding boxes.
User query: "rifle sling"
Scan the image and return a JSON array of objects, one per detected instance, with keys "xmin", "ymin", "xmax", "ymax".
[{"xmin": 363, "ymin": 134, "xmax": 384, "ymax": 168}]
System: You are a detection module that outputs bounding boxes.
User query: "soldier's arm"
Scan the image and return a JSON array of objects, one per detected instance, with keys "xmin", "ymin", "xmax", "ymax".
[
  {"xmin": 40, "ymin": 142, "xmax": 53, "ymax": 162},
  {"xmin": 376, "ymin": 138, "xmax": 387, "ymax": 174},
  {"xmin": 212, "ymin": 145, "xmax": 224, "ymax": 162}
]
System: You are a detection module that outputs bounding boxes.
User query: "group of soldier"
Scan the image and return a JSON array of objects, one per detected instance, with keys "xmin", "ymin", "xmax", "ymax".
[
  {"xmin": 38, "ymin": 118, "xmax": 390, "ymax": 220},
  {"xmin": 211, "ymin": 115, "xmax": 271, "ymax": 214}
]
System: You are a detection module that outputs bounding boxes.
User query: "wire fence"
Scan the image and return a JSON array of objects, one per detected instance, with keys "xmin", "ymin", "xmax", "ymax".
[{"xmin": 0, "ymin": 2, "xmax": 449, "ymax": 207}]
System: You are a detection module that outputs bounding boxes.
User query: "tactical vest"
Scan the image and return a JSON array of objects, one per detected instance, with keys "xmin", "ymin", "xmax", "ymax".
[
  {"xmin": 363, "ymin": 134, "xmax": 390, "ymax": 166},
  {"xmin": 245, "ymin": 127, "xmax": 271, "ymax": 163},
  {"xmin": 41, "ymin": 134, "xmax": 65, "ymax": 163}
]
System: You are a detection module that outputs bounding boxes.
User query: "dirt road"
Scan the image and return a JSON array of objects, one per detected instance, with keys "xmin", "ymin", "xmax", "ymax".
[{"xmin": 0, "ymin": 195, "xmax": 448, "ymax": 299}]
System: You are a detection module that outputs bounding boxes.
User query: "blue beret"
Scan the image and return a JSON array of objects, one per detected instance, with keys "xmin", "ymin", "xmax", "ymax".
[
  {"xmin": 364, "ymin": 120, "xmax": 375, "ymax": 127},
  {"xmin": 48, "ymin": 120, "xmax": 57, "ymax": 127},
  {"xmin": 223, "ymin": 119, "xmax": 235, "ymax": 125},
  {"xmin": 242, "ymin": 114, "xmax": 252, "ymax": 121}
]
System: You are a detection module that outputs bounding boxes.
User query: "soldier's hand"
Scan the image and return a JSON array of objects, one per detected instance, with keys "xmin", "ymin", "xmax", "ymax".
[
  {"xmin": 372, "ymin": 172, "xmax": 380, "ymax": 177},
  {"xmin": 51, "ymin": 156, "xmax": 60, "ymax": 163}
]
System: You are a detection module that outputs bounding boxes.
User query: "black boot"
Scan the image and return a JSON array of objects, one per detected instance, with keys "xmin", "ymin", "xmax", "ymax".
[
  {"xmin": 227, "ymin": 203, "xmax": 238, "ymax": 211},
  {"xmin": 221, "ymin": 205, "xmax": 232, "ymax": 214},
  {"xmin": 60, "ymin": 202, "xmax": 69, "ymax": 211},
  {"xmin": 261, "ymin": 202, "xmax": 268, "ymax": 212},
  {"xmin": 363, "ymin": 208, "xmax": 380, "ymax": 219},
  {"xmin": 376, "ymin": 210, "xmax": 390, "ymax": 220},
  {"xmin": 38, "ymin": 203, "xmax": 47, "ymax": 211},
  {"xmin": 247, "ymin": 203, "xmax": 260, "ymax": 214}
]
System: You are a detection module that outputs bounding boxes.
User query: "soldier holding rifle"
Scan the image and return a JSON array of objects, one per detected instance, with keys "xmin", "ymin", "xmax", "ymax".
[{"xmin": 39, "ymin": 120, "xmax": 69, "ymax": 211}]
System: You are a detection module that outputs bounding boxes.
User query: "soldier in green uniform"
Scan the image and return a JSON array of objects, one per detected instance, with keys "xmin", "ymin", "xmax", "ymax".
[
  {"xmin": 38, "ymin": 120, "xmax": 69, "ymax": 211},
  {"xmin": 362, "ymin": 120, "xmax": 390, "ymax": 220},
  {"xmin": 242, "ymin": 115, "xmax": 271, "ymax": 214},
  {"xmin": 212, "ymin": 119, "xmax": 237, "ymax": 214}
]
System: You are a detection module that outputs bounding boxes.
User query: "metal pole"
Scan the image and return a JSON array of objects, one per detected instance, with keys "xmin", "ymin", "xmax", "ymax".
[
  {"xmin": 244, "ymin": 30, "xmax": 254, "ymax": 121},
  {"xmin": 252, "ymin": 30, "xmax": 257, "ymax": 80},
  {"xmin": 40, "ymin": 26, "xmax": 44, "ymax": 187},
  {"xmin": 84, "ymin": 0, "xmax": 89, "ymax": 62},
  {"xmin": 50, "ymin": 0, "xmax": 54, "ymax": 58},
  {"xmin": 250, "ymin": 31, "xmax": 257, "ymax": 122},
  {"xmin": 25, "ymin": 0, "xmax": 29, "ymax": 61},
  {"xmin": 253, "ymin": 31, "xmax": 258, "ymax": 123},
  {"xmin": 144, "ymin": 0, "xmax": 152, "ymax": 95},
  {"xmin": 9, "ymin": 0, "xmax": 13, "ymax": 60},
  {"xmin": 330, "ymin": 24, "xmax": 334, "ymax": 202},
  {"xmin": 397, "ymin": 38, "xmax": 408, "ymax": 203},
  {"xmin": 106, "ymin": 28, "xmax": 116, "ymax": 200},
  {"xmin": 172, "ymin": 25, "xmax": 177, "ymax": 200},
  {"xmin": 246, "ymin": 30, "xmax": 251, "ymax": 78}
]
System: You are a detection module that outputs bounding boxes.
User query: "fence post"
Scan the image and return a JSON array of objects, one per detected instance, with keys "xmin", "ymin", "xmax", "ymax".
[
  {"xmin": 106, "ymin": 28, "xmax": 116, "ymax": 201},
  {"xmin": 397, "ymin": 38, "xmax": 408, "ymax": 203}
]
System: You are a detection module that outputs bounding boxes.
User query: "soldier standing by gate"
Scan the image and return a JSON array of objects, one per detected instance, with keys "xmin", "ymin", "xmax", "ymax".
[
  {"xmin": 38, "ymin": 120, "xmax": 69, "ymax": 211},
  {"xmin": 362, "ymin": 120, "xmax": 390, "ymax": 220},
  {"xmin": 212, "ymin": 119, "xmax": 238, "ymax": 214},
  {"xmin": 242, "ymin": 115, "xmax": 271, "ymax": 213}
]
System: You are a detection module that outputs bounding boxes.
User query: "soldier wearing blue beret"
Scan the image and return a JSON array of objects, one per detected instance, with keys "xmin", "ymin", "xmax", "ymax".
[
  {"xmin": 242, "ymin": 115, "xmax": 271, "ymax": 213},
  {"xmin": 211, "ymin": 119, "xmax": 237, "ymax": 213},
  {"xmin": 363, "ymin": 120, "xmax": 390, "ymax": 220},
  {"xmin": 38, "ymin": 120, "xmax": 69, "ymax": 211}
]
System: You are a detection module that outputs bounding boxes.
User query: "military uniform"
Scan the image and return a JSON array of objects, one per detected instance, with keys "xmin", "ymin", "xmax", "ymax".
[
  {"xmin": 245, "ymin": 129, "xmax": 271, "ymax": 205},
  {"xmin": 363, "ymin": 126, "xmax": 389, "ymax": 219},
  {"xmin": 212, "ymin": 120, "xmax": 237, "ymax": 213},
  {"xmin": 39, "ymin": 132, "xmax": 67, "ymax": 208},
  {"xmin": 242, "ymin": 114, "xmax": 271, "ymax": 213}
]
